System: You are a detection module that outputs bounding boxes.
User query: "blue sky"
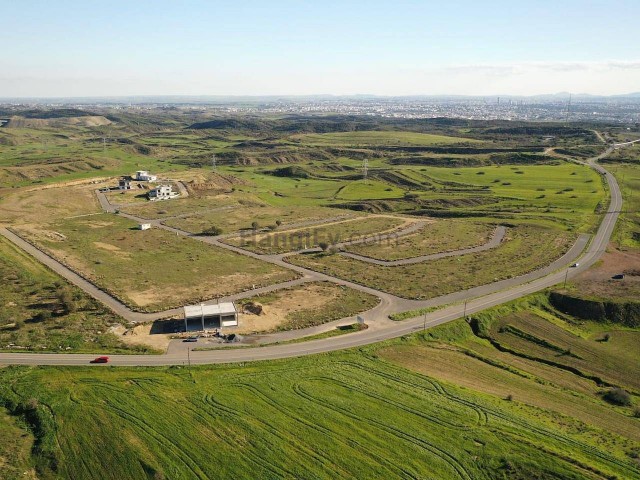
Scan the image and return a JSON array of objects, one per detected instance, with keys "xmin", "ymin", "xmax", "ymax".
[{"xmin": 1, "ymin": 0, "xmax": 639, "ymax": 97}]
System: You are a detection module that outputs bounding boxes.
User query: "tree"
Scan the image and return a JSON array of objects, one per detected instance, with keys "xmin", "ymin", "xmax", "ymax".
[
  {"xmin": 57, "ymin": 286, "xmax": 77, "ymax": 314},
  {"xmin": 318, "ymin": 241, "xmax": 329, "ymax": 252},
  {"xmin": 251, "ymin": 221, "xmax": 259, "ymax": 231},
  {"xmin": 201, "ymin": 226, "xmax": 222, "ymax": 236},
  {"xmin": 275, "ymin": 219, "xmax": 282, "ymax": 227}
]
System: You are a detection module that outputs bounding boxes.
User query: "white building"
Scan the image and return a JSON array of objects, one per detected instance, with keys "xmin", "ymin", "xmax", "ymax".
[
  {"xmin": 183, "ymin": 303, "xmax": 238, "ymax": 331},
  {"xmin": 148, "ymin": 184, "xmax": 177, "ymax": 201},
  {"xmin": 138, "ymin": 223, "xmax": 151, "ymax": 230},
  {"xmin": 135, "ymin": 170, "xmax": 157, "ymax": 182}
]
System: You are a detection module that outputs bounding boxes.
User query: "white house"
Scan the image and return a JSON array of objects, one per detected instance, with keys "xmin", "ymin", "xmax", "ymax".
[
  {"xmin": 148, "ymin": 184, "xmax": 177, "ymax": 201},
  {"xmin": 138, "ymin": 223, "xmax": 151, "ymax": 230},
  {"xmin": 183, "ymin": 302, "xmax": 238, "ymax": 331},
  {"xmin": 135, "ymin": 170, "xmax": 157, "ymax": 182}
]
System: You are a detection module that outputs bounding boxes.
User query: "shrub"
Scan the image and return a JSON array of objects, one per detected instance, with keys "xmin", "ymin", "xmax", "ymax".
[
  {"xmin": 201, "ymin": 226, "xmax": 222, "ymax": 236},
  {"xmin": 603, "ymin": 388, "xmax": 632, "ymax": 406}
]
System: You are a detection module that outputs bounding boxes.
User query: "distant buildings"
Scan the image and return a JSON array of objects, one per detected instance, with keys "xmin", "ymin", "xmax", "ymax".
[
  {"xmin": 135, "ymin": 170, "xmax": 157, "ymax": 182},
  {"xmin": 148, "ymin": 184, "xmax": 178, "ymax": 201}
]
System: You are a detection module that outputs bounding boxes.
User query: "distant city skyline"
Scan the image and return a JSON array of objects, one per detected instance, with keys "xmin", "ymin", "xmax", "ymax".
[{"xmin": 2, "ymin": 0, "xmax": 639, "ymax": 97}]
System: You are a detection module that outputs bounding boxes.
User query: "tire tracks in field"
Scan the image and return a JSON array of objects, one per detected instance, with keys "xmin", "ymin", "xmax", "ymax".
[{"xmin": 291, "ymin": 380, "xmax": 473, "ymax": 480}]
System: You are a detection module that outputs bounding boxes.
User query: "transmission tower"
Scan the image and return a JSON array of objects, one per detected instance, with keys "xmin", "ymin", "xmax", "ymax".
[{"xmin": 211, "ymin": 154, "xmax": 217, "ymax": 171}]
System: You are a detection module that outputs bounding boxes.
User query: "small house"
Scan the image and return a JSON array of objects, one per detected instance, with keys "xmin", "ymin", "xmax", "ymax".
[
  {"xmin": 139, "ymin": 223, "xmax": 151, "ymax": 230},
  {"xmin": 148, "ymin": 184, "xmax": 177, "ymax": 201},
  {"xmin": 118, "ymin": 178, "xmax": 132, "ymax": 190},
  {"xmin": 135, "ymin": 170, "xmax": 157, "ymax": 182}
]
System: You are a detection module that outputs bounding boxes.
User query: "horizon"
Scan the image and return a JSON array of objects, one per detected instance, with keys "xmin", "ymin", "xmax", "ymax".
[{"xmin": 2, "ymin": 1, "xmax": 639, "ymax": 98}]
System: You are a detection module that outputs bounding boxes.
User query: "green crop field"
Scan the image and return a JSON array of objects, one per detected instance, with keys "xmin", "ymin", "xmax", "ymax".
[
  {"xmin": 290, "ymin": 225, "xmax": 575, "ymax": 299},
  {"xmin": 290, "ymin": 130, "xmax": 482, "ymax": 146},
  {"xmin": 345, "ymin": 219, "xmax": 496, "ymax": 260},
  {"xmin": 0, "ymin": 236, "xmax": 149, "ymax": 353},
  {"xmin": 225, "ymin": 216, "xmax": 407, "ymax": 254},
  {"xmin": 607, "ymin": 161, "xmax": 640, "ymax": 248},
  {"xmin": 1, "ymin": 315, "xmax": 639, "ymax": 480},
  {"xmin": 17, "ymin": 214, "xmax": 297, "ymax": 312}
]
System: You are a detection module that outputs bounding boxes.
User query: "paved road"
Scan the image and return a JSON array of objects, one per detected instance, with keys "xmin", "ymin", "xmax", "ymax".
[{"xmin": 0, "ymin": 141, "xmax": 626, "ymax": 365}]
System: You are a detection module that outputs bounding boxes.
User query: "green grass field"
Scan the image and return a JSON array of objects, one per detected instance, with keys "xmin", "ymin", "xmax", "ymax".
[
  {"xmin": 1, "ymin": 318, "xmax": 639, "ymax": 480},
  {"xmin": 0, "ymin": 236, "xmax": 150, "ymax": 353},
  {"xmin": 607, "ymin": 162, "xmax": 640, "ymax": 248},
  {"xmin": 290, "ymin": 225, "xmax": 574, "ymax": 299},
  {"xmin": 345, "ymin": 220, "xmax": 496, "ymax": 260},
  {"xmin": 18, "ymin": 214, "xmax": 297, "ymax": 312},
  {"xmin": 290, "ymin": 130, "xmax": 482, "ymax": 146}
]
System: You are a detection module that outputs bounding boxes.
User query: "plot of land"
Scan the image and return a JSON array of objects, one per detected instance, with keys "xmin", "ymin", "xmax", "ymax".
[
  {"xmin": 225, "ymin": 216, "xmax": 407, "ymax": 254},
  {"xmin": 236, "ymin": 282, "xmax": 379, "ymax": 332},
  {"xmin": 164, "ymin": 205, "xmax": 356, "ymax": 235},
  {"xmin": 0, "ymin": 236, "xmax": 146, "ymax": 353},
  {"xmin": 344, "ymin": 219, "xmax": 496, "ymax": 260},
  {"xmin": 18, "ymin": 214, "xmax": 297, "ymax": 312},
  {"xmin": 289, "ymin": 225, "xmax": 574, "ymax": 299}
]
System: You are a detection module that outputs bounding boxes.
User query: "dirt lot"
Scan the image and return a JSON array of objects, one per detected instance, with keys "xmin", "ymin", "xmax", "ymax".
[
  {"xmin": 110, "ymin": 324, "xmax": 172, "ymax": 351},
  {"xmin": 572, "ymin": 246, "xmax": 640, "ymax": 300}
]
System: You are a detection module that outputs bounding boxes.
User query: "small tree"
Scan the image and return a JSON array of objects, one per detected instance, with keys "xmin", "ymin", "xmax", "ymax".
[
  {"xmin": 58, "ymin": 286, "xmax": 77, "ymax": 314},
  {"xmin": 318, "ymin": 241, "xmax": 329, "ymax": 252},
  {"xmin": 251, "ymin": 221, "xmax": 259, "ymax": 231},
  {"xmin": 603, "ymin": 388, "xmax": 632, "ymax": 406},
  {"xmin": 201, "ymin": 226, "xmax": 222, "ymax": 236},
  {"xmin": 275, "ymin": 219, "xmax": 282, "ymax": 228}
]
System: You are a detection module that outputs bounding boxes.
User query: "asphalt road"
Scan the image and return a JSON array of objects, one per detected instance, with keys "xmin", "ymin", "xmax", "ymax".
[{"xmin": 0, "ymin": 141, "xmax": 627, "ymax": 366}]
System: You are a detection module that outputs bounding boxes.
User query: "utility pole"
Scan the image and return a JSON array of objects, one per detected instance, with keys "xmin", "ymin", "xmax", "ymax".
[
  {"xmin": 423, "ymin": 312, "xmax": 427, "ymax": 331},
  {"xmin": 102, "ymin": 137, "xmax": 106, "ymax": 151},
  {"xmin": 563, "ymin": 269, "xmax": 569, "ymax": 289},
  {"xmin": 212, "ymin": 154, "xmax": 217, "ymax": 171},
  {"xmin": 463, "ymin": 300, "xmax": 468, "ymax": 320},
  {"xmin": 362, "ymin": 158, "xmax": 369, "ymax": 183}
]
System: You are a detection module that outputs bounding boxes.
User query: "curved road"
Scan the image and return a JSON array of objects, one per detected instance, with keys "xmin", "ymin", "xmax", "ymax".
[{"xmin": 0, "ymin": 140, "xmax": 628, "ymax": 366}]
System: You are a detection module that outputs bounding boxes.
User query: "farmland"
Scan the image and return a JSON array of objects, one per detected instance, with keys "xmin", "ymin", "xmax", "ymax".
[
  {"xmin": 16, "ymin": 214, "xmax": 297, "ymax": 312},
  {"xmin": 289, "ymin": 225, "xmax": 575, "ymax": 299},
  {"xmin": 290, "ymin": 130, "xmax": 482, "ymax": 146}
]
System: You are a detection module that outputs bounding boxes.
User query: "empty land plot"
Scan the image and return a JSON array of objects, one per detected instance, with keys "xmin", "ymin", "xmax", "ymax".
[
  {"xmin": 164, "ymin": 205, "xmax": 356, "ymax": 235},
  {"xmin": 290, "ymin": 131, "xmax": 482, "ymax": 146},
  {"xmin": 344, "ymin": 220, "xmax": 496, "ymax": 260},
  {"xmin": 0, "ymin": 182, "xmax": 102, "ymax": 225},
  {"xmin": 0, "ymin": 236, "xmax": 147, "ymax": 353},
  {"xmin": 225, "ymin": 216, "xmax": 407, "ymax": 254},
  {"xmin": 1, "ymin": 352, "xmax": 636, "ymax": 480},
  {"xmin": 236, "ymin": 282, "xmax": 379, "ymax": 332},
  {"xmin": 119, "ymin": 194, "xmax": 244, "ymax": 219},
  {"xmin": 17, "ymin": 214, "xmax": 297, "ymax": 312},
  {"xmin": 289, "ymin": 226, "xmax": 575, "ymax": 299}
]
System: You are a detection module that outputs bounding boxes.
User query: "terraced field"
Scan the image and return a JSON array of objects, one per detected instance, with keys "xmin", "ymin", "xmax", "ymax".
[
  {"xmin": 1, "ymin": 346, "xmax": 638, "ymax": 480},
  {"xmin": 290, "ymin": 131, "xmax": 482, "ymax": 146}
]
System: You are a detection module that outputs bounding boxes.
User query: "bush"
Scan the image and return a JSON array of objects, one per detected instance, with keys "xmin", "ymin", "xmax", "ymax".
[
  {"xmin": 603, "ymin": 388, "xmax": 632, "ymax": 406},
  {"xmin": 201, "ymin": 226, "xmax": 222, "ymax": 236}
]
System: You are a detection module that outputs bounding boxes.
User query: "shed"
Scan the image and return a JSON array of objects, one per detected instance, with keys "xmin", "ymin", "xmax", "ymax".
[
  {"xmin": 139, "ymin": 223, "xmax": 151, "ymax": 230},
  {"xmin": 183, "ymin": 302, "xmax": 238, "ymax": 332}
]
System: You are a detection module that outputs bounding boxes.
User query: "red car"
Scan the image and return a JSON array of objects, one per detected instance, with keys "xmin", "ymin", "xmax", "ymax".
[{"xmin": 90, "ymin": 356, "xmax": 110, "ymax": 364}]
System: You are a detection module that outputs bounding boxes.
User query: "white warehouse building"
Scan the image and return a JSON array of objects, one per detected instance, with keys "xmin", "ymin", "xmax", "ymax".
[
  {"xmin": 148, "ymin": 184, "xmax": 178, "ymax": 201},
  {"xmin": 183, "ymin": 303, "xmax": 239, "ymax": 331}
]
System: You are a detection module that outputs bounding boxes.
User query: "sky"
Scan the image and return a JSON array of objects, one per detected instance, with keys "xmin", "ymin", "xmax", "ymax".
[{"xmin": 1, "ymin": 0, "xmax": 639, "ymax": 97}]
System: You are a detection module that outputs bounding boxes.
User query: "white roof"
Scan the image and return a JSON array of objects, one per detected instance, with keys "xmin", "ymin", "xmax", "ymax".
[{"xmin": 184, "ymin": 302, "xmax": 236, "ymax": 318}]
